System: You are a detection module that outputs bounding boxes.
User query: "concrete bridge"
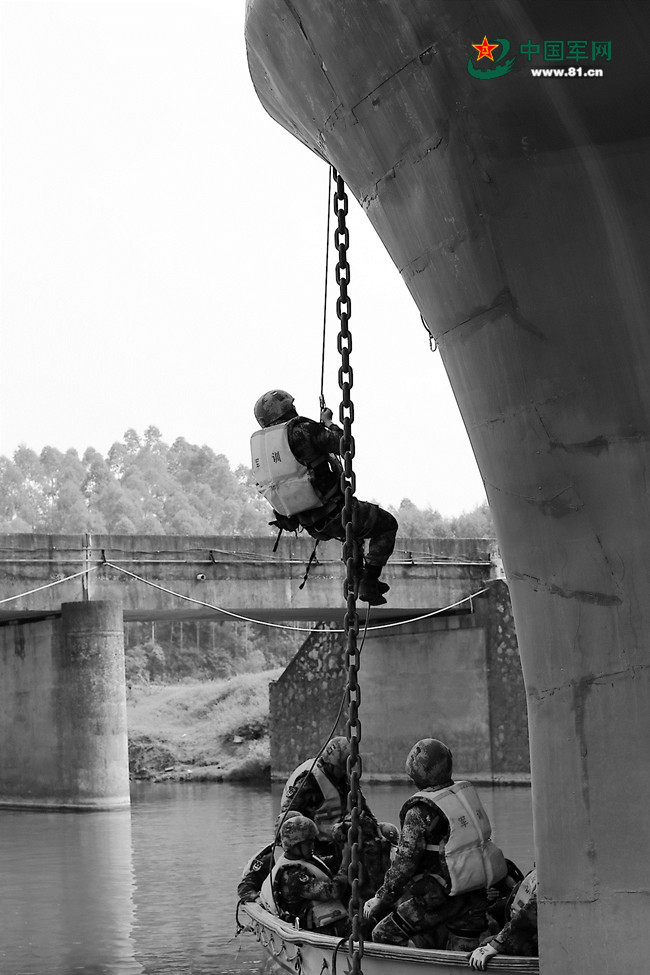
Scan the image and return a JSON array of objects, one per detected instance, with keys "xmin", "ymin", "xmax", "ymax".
[
  {"xmin": 0, "ymin": 534, "xmax": 525, "ymax": 810},
  {"xmin": 0, "ymin": 533, "xmax": 499, "ymax": 622}
]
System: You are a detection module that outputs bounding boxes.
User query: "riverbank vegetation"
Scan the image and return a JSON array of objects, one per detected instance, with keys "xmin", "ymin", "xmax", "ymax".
[{"xmin": 127, "ymin": 670, "xmax": 282, "ymax": 781}]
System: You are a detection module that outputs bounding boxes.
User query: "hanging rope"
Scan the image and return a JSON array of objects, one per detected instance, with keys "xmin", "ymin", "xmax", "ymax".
[
  {"xmin": 0, "ymin": 564, "xmax": 100, "ymax": 604},
  {"xmin": 332, "ymin": 168, "xmax": 364, "ymax": 975},
  {"xmin": 420, "ymin": 312, "xmax": 438, "ymax": 352}
]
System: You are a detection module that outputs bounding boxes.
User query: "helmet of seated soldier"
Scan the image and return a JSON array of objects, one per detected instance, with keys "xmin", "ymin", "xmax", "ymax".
[
  {"xmin": 319, "ymin": 736, "xmax": 350, "ymax": 781},
  {"xmin": 281, "ymin": 814, "xmax": 318, "ymax": 851},
  {"xmin": 254, "ymin": 389, "xmax": 297, "ymax": 427},
  {"xmin": 274, "ymin": 808, "xmax": 302, "ymax": 844},
  {"xmin": 405, "ymin": 738, "xmax": 453, "ymax": 789}
]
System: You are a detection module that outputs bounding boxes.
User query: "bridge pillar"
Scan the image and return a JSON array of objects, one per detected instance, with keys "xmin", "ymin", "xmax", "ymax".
[
  {"xmin": 361, "ymin": 611, "xmax": 492, "ymax": 776},
  {"xmin": 0, "ymin": 600, "xmax": 130, "ymax": 810},
  {"xmin": 360, "ymin": 587, "xmax": 529, "ymax": 780}
]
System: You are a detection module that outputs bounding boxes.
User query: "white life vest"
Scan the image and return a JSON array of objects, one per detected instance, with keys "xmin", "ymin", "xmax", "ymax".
[
  {"xmin": 406, "ymin": 781, "xmax": 507, "ymax": 895},
  {"xmin": 250, "ymin": 421, "xmax": 323, "ymax": 516},
  {"xmin": 259, "ymin": 853, "xmax": 348, "ymax": 928},
  {"xmin": 281, "ymin": 759, "xmax": 344, "ymax": 838}
]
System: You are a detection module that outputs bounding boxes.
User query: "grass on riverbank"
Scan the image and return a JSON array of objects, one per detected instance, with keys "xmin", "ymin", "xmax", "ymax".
[{"xmin": 126, "ymin": 669, "xmax": 282, "ymax": 782}]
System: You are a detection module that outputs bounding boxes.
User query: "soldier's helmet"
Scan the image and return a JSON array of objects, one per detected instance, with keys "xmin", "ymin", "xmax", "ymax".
[
  {"xmin": 319, "ymin": 736, "xmax": 350, "ymax": 779},
  {"xmin": 378, "ymin": 822, "xmax": 399, "ymax": 845},
  {"xmin": 274, "ymin": 808, "xmax": 302, "ymax": 843},
  {"xmin": 405, "ymin": 738, "xmax": 453, "ymax": 788},
  {"xmin": 280, "ymin": 814, "xmax": 318, "ymax": 851},
  {"xmin": 254, "ymin": 390, "xmax": 296, "ymax": 427}
]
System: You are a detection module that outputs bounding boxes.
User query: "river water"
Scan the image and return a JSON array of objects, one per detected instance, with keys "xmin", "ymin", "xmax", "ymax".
[{"xmin": 0, "ymin": 781, "xmax": 534, "ymax": 975}]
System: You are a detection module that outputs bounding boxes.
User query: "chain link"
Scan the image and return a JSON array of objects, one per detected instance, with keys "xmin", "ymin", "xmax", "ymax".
[{"xmin": 333, "ymin": 168, "xmax": 364, "ymax": 975}]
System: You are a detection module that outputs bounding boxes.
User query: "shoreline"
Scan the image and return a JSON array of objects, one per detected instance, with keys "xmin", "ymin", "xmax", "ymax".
[
  {"xmin": 126, "ymin": 671, "xmax": 279, "ymax": 784},
  {"xmin": 126, "ymin": 675, "xmax": 531, "ymax": 787}
]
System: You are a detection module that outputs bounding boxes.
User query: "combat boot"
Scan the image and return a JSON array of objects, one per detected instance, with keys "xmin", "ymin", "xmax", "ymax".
[{"xmin": 358, "ymin": 563, "xmax": 390, "ymax": 606}]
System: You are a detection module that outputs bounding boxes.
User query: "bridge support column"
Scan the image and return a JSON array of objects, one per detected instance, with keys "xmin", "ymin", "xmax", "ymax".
[
  {"xmin": 359, "ymin": 591, "xmax": 529, "ymax": 780},
  {"xmin": 361, "ymin": 611, "xmax": 493, "ymax": 776},
  {"xmin": 0, "ymin": 600, "xmax": 130, "ymax": 810}
]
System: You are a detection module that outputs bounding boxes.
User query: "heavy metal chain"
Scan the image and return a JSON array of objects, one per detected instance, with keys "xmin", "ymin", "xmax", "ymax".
[{"xmin": 333, "ymin": 168, "xmax": 364, "ymax": 975}]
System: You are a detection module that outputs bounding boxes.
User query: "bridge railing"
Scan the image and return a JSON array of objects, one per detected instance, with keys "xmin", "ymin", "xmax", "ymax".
[{"xmin": 0, "ymin": 534, "xmax": 500, "ymax": 622}]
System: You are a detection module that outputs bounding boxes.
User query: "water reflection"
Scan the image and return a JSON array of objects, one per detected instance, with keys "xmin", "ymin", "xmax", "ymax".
[
  {"xmin": 0, "ymin": 781, "xmax": 532, "ymax": 975},
  {"xmin": 0, "ymin": 807, "xmax": 142, "ymax": 975}
]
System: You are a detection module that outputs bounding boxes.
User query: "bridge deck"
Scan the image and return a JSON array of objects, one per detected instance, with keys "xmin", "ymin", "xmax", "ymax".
[{"xmin": 0, "ymin": 534, "xmax": 498, "ymax": 623}]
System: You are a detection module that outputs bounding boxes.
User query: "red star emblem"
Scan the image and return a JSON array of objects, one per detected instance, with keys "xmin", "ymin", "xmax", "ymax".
[{"xmin": 472, "ymin": 36, "xmax": 499, "ymax": 61}]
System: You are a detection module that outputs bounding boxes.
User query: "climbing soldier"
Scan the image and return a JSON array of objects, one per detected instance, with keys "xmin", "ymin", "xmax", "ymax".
[
  {"xmin": 251, "ymin": 389, "xmax": 398, "ymax": 605},
  {"xmin": 363, "ymin": 738, "xmax": 508, "ymax": 950}
]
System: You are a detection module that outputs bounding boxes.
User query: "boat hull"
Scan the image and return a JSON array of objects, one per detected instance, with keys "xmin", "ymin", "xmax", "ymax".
[{"xmin": 241, "ymin": 902, "xmax": 539, "ymax": 975}]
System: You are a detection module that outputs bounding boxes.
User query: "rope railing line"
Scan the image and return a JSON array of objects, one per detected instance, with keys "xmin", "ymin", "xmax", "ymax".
[
  {"xmin": 357, "ymin": 587, "xmax": 492, "ymax": 630},
  {"xmin": 0, "ymin": 556, "xmax": 492, "ymax": 568},
  {"xmin": 0, "ymin": 565, "xmax": 101, "ymax": 605},
  {"xmin": 101, "ymin": 561, "xmax": 494, "ymax": 634},
  {"xmin": 0, "ymin": 561, "xmax": 495, "ymax": 633},
  {"xmin": 0, "ymin": 553, "xmax": 494, "ymax": 566},
  {"xmin": 0, "ymin": 555, "xmax": 493, "ymax": 567},
  {"xmin": 103, "ymin": 561, "xmax": 328, "ymax": 632}
]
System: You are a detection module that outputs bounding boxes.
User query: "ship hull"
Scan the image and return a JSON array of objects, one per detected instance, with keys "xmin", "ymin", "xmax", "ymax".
[{"xmin": 245, "ymin": 3, "xmax": 650, "ymax": 972}]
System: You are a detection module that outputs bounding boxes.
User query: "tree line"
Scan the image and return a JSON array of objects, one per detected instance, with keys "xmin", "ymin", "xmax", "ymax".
[
  {"xmin": 1, "ymin": 428, "xmax": 495, "ymax": 682},
  {"xmin": 124, "ymin": 618, "xmax": 304, "ymax": 684},
  {"xmin": 0, "ymin": 426, "xmax": 495, "ymax": 538}
]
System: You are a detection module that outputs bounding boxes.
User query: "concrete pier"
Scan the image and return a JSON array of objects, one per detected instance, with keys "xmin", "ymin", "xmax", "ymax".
[
  {"xmin": 271, "ymin": 583, "xmax": 530, "ymax": 782},
  {"xmin": 0, "ymin": 601, "xmax": 130, "ymax": 810}
]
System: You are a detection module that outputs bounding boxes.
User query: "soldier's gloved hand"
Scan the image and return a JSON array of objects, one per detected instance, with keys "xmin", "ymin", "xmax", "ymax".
[
  {"xmin": 320, "ymin": 407, "xmax": 334, "ymax": 426},
  {"xmin": 362, "ymin": 895, "xmax": 381, "ymax": 920},
  {"xmin": 469, "ymin": 943, "xmax": 499, "ymax": 969}
]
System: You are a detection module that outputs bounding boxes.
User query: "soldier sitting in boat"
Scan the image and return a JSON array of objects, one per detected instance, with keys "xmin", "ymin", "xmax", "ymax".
[
  {"xmin": 259, "ymin": 814, "xmax": 350, "ymax": 935},
  {"xmin": 331, "ymin": 810, "xmax": 399, "ymax": 901},
  {"xmin": 237, "ymin": 810, "xmax": 303, "ymax": 904},
  {"xmin": 277, "ymin": 736, "xmax": 373, "ymax": 864},
  {"xmin": 484, "ymin": 857, "xmax": 525, "ymax": 932},
  {"xmin": 469, "ymin": 867, "xmax": 538, "ymax": 969},
  {"xmin": 363, "ymin": 738, "xmax": 508, "ymax": 951},
  {"xmin": 251, "ymin": 389, "xmax": 398, "ymax": 605}
]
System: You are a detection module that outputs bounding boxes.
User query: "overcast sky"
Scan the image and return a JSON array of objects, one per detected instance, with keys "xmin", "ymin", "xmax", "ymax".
[{"xmin": 0, "ymin": 0, "xmax": 487, "ymax": 516}]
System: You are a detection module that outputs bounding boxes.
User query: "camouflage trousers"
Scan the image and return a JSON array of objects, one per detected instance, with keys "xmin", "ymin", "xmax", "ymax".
[
  {"xmin": 371, "ymin": 875, "xmax": 488, "ymax": 950},
  {"xmin": 305, "ymin": 500, "xmax": 398, "ymax": 567}
]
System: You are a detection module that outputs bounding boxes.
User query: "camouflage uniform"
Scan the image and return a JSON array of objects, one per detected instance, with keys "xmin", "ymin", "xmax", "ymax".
[
  {"xmin": 331, "ymin": 810, "xmax": 394, "ymax": 900},
  {"xmin": 279, "ymin": 762, "xmax": 377, "ymax": 862},
  {"xmin": 274, "ymin": 861, "xmax": 349, "ymax": 936},
  {"xmin": 274, "ymin": 416, "xmax": 398, "ymax": 569},
  {"xmin": 279, "ymin": 765, "xmax": 348, "ymax": 823},
  {"xmin": 486, "ymin": 868, "xmax": 537, "ymax": 957},
  {"xmin": 237, "ymin": 843, "xmax": 274, "ymax": 903},
  {"xmin": 370, "ymin": 799, "xmax": 488, "ymax": 949}
]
